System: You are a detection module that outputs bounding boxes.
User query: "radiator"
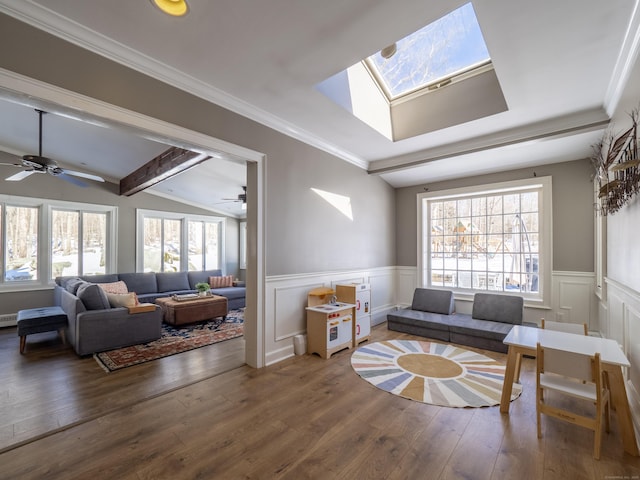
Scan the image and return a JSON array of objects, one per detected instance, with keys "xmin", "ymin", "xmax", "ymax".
[{"xmin": 0, "ymin": 313, "xmax": 17, "ymax": 328}]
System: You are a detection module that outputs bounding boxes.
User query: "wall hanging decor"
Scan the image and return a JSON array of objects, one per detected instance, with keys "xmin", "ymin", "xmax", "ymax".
[{"xmin": 592, "ymin": 109, "xmax": 639, "ymax": 215}]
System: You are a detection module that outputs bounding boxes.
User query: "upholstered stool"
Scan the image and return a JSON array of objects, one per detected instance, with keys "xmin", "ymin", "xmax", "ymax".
[{"xmin": 17, "ymin": 306, "xmax": 68, "ymax": 354}]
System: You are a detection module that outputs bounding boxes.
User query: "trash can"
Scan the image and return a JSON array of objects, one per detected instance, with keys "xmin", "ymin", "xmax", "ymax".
[{"xmin": 293, "ymin": 334, "xmax": 307, "ymax": 355}]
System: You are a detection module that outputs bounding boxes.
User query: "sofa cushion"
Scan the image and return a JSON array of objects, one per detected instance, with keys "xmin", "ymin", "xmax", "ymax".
[
  {"xmin": 106, "ymin": 292, "xmax": 138, "ymax": 308},
  {"xmin": 210, "ymin": 286, "xmax": 245, "ymax": 300},
  {"xmin": 81, "ymin": 274, "xmax": 120, "ymax": 284},
  {"xmin": 76, "ymin": 283, "xmax": 111, "ymax": 310},
  {"xmin": 387, "ymin": 308, "xmax": 452, "ymax": 332},
  {"xmin": 97, "ymin": 280, "xmax": 128, "ymax": 294},
  {"xmin": 118, "ymin": 273, "xmax": 158, "ymax": 294},
  {"xmin": 448, "ymin": 314, "xmax": 515, "ymax": 341},
  {"xmin": 156, "ymin": 271, "xmax": 190, "ymax": 292},
  {"xmin": 209, "ymin": 275, "xmax": 233, "ymax": 288},
  {"xmin": 411, "ymin": 288, "xmax": 455, "ymax": 315},
  {"xmin": 472, "ymin": 293, "xmax": 523, "ymax": 325},
  {"xmin": 188, "ymin": 269, "xmax": 222, "ymax": 289}
]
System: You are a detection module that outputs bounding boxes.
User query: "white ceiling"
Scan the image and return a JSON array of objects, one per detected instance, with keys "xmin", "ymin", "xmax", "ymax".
[{"xmin": 0, "ymin": 0, "xmax": 638, "ymax": 204}]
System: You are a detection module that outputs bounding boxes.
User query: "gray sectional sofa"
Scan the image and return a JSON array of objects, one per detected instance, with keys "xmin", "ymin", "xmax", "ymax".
[
  {"xmin": 54, "ymin": 269, "xmax": 246, "ymax": 356},
  {"xmin": 387, "ymin": 288, "xmax": 535, "ymax": 353},
  {"xmin": 57, "ymin": 269, "xmax": 246, "ymax": 310}
]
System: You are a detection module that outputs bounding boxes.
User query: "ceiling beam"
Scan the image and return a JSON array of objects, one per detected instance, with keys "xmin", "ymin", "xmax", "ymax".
[{"xmin": 119, "ymin": 146, "xmax": 210, "ymax": 196}]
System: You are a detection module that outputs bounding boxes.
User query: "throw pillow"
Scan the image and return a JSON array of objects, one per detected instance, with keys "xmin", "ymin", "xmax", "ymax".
[
  {"xmin": 64, "ymin": 277, "xmax": 86, "ymax": 295},
  {"xmin": 209, "ymin": 275, "xmax": 233, "ymax": 288},
  {"xmin": 106, "ymin": 292, "xmax": 139, "ymax": 308},
  {"xmin": 76, "ymin": 283, "xmax": 111, "ymax": 310},
  {"xmin": 97, "ymin": 280, "xmax": 128, "ymax": 294}
]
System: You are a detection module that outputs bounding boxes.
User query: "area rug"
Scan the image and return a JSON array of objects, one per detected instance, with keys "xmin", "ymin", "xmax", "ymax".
[
  {"xmin": 350, "ymin": 339, "xmax": 522, "ymax": 408},
  {"xmin": 94, "ymin": 309, "xmax": 244, "ymax": 372}
]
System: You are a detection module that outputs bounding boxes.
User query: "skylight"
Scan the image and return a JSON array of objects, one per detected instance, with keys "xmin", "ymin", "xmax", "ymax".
[
  {"xmin": 315, "ymin": 2, "xmax": 506, "ymax": 142},
  {"xmin": 367, "ymin": 3, "xmax": 490, "ymax": 99}
]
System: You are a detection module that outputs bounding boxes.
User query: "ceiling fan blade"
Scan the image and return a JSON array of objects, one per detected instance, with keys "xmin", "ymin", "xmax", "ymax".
[
  {"xmin": 56, "ymin": 172, "xmax": 89, "ymax": 187},
  {"xmin": 6, "ymin": 170, "xmax": 35, "ymax": 181},
  {"xmin": 61, "ymin": 169, "xmax": 105, "ymax": 182},
  {"xmin": 0, "ymin": 161, "xmax": 22, "ymax": 167}
]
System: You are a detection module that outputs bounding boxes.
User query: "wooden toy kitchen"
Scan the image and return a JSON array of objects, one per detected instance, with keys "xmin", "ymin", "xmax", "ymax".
[{"xmin": 305, "ymin": 287, "xmax": 354, "ymax": 359}]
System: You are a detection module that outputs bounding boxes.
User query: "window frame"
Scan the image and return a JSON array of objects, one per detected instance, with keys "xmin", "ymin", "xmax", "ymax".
[
  {"xmin": 0, "ymin": 194, "xmax": 117, "ymax": 291},
  {"xmin": 136, "ymin": 209, "xmax": 226, "ymax": 273},
  {"xmin": 417, "ymin": 176, "xmax": 553, "ymax": 307},
  {"xmin": 365, "ymin": 2, "xmax": 491, "ymax": 102}
]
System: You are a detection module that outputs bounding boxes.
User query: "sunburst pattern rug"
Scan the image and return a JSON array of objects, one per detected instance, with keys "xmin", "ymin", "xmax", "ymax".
[
  {"xmin": 351, "ymin": 339, "xmax": 522, "ymax": 408},
  {"xmin": 94, "ymin": 309, "xmax": 244, "ymax": 372}
]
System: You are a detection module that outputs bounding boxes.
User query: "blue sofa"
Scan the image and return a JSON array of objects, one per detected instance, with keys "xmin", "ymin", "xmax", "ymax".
[{"xmin": 387, "ymin": 288, "xmax": 535, "ymax": 353}]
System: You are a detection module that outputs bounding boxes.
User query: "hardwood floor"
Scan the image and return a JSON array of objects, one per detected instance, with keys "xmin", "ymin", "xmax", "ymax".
[{"xmin": 1, "ymin": 323, "xmax": 639, "ymax": 479}]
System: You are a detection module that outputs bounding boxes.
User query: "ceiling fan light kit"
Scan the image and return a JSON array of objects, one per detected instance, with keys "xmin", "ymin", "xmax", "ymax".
[{"xmin": 151, "ymin": 0, "xmax": 189, "ymax": 17}]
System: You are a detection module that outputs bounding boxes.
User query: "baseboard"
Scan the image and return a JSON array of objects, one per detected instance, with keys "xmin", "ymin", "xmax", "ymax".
[
  {"xmin": 265, "ymin": 345, "xmax": 294, "ymax": 366},
  {"xmin": 372, "ymin": 306, "xmax": 396, "ymax": 326}
]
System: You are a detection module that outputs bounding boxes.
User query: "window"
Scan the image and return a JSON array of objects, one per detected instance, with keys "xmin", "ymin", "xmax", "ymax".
[
  {"xmin": 5, "ymin": 205, "xmax": 38, "ymax": 282},
  {"xmin": 418, "ymin": 177, "xmax": 552, "ymax": 303},
  {"xmin": 51, "ymin": 210, "xmax": 108, "ymax": 278},
  {"xmin": 187, "ymin": 219, "xmax": 219, "ymax": 271},
  {"xmin": 0, "ymin": 194, "xmax": 116, "ymax": 288},
  {"xmin": 137, "ymin": 209, "xmax": 224, "ymax": 273},
  {"xmin": 366, "ymin": 2, "xmax": 491, "ymax": 100}
]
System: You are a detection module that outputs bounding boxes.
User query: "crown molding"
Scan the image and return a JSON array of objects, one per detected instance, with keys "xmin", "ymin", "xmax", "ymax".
[
  {"xmin": 368, "ymin": 109, "xmax": 610, "ymax": 174},
  {"xmin": 0, "ymin": 0, "xmax": 368, "ymax": 170},
  {"xmin": 605, "ymin": 0, "xmax": 640, "ymax": 116}
]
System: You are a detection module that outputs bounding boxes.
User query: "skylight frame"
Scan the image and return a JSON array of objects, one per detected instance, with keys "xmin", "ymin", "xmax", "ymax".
[
  {"xmin": 364, "ymin": 57, "xmax": 494, "ymax": 103},
  {"xmin": 365, "ymin": 2, "xmax": 492, "ymax": 102}
]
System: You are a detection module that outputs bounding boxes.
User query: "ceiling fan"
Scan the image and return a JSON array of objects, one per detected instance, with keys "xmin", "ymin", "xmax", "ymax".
[
  {"xmin": 1, "ymin": 109, "xmax": 105, "ymax": 187},
  {"xmin": 217, "ymin": 186, "xmax": 247, "ymax": 208}
]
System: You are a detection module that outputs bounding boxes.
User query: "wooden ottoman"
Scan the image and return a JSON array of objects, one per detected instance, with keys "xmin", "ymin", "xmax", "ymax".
[{"xmin": 156, "ymin": 295, "xmax": 228, "ymax": 326}]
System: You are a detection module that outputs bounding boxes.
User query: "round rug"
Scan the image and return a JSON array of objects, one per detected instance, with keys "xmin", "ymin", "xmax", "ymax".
[{"xmin": 350, "ymin": 339, "xmax": 522, "ymax": 408}]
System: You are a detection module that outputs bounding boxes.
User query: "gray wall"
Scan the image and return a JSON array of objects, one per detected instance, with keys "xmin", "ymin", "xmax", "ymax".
[
  {"xmin": 0, "ymin": 14, "xmax": 395, "ymax": 299},
  {"xmin": 395, "ymin": 159, "xmax": 595, "ymax": 272},
  {"xmin": 0, "ymin": 172, "xmax": 239, "ymax": 314}
]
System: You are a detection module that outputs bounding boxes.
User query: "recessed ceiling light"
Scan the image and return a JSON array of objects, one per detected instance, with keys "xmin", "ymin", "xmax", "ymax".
[{"xmin": 151, "ymin": 0, "xmax": 189, "ymax": 17}]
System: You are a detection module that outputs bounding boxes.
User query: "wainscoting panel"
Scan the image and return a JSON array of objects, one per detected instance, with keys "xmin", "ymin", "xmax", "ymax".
[
  {"xmin": 604, "ymin": 278, "xmax": 640, "ymax": 436},
  {"xmin": 607, "ymin": 286, "xmax": 627, "ymax": 347},
  {"xmin": 396, "ymin": 267, "xmax": 417, "ymax": 307},
  {"xmin": 552, "ymin": 272, "xmax": 596, "ymax": 329},
  {"xmin": 265, "ymin": 267, "xmax": 396, "ymax": 365},
  {"xmin": 626, "ymin": 304, "xmax": 640, "ymax": 393},
  {"xmin": 273, "ymin": 283, "xmax": 323, "ymax": 341},
  {"xmin": 367, "ymin": 271, "xmax": 395, "ymax": 326}
]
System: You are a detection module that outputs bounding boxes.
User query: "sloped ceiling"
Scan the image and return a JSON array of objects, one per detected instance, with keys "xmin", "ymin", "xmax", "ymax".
[{"xmin": 0, "ymin": 0, "xmax": 638, "ymax": 196}]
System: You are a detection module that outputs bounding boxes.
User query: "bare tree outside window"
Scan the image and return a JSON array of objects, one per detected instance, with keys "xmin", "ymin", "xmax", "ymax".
[
  {"xmin": 5, "ymin": 206, "xmax": 38, "ymax": 281},
  {"xmin": 428, "ymin": 189, "xmax": 540, "ymax": 293}
]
